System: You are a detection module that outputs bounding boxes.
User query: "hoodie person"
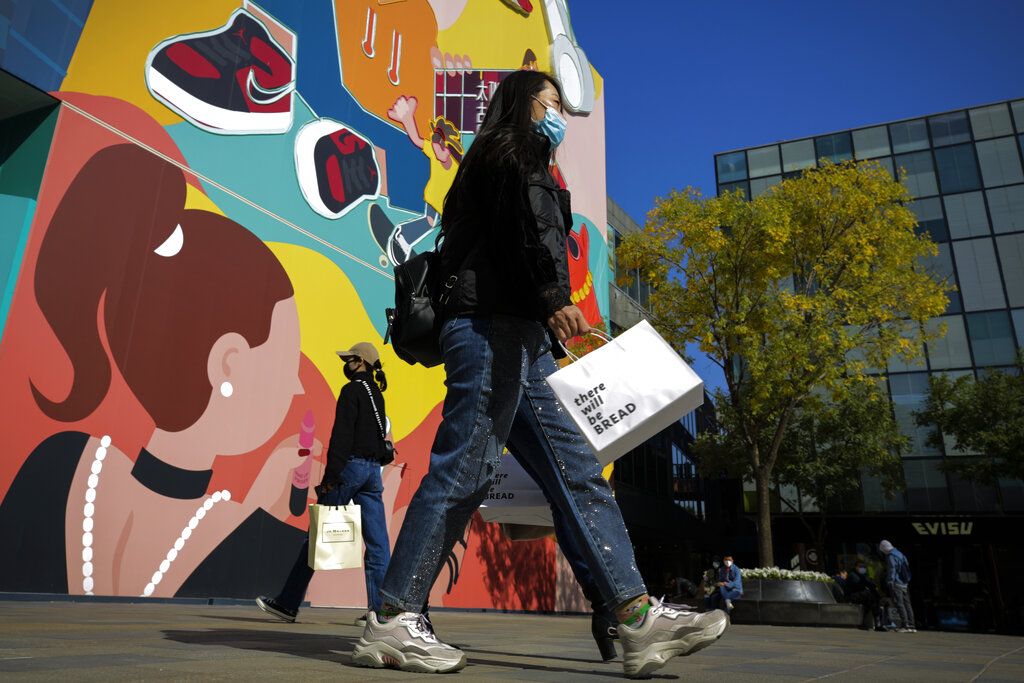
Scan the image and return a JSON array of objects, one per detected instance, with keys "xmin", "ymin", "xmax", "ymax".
[{"xmin": 880, "ymin": 540, "xmax": 916, "ymax": 632}]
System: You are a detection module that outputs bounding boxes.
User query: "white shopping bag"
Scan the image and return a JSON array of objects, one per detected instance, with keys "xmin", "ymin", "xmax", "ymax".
[
  {"xmin": 546, "ymin": 320, "xmax": 704, "ymax": 465},
  {"xmin": 308, "ymin": 504, "xmax": 362, "ymax": 570},
  {"xmin": 478, "ymin": 455, "xmax": 554, "ymax": 526}
]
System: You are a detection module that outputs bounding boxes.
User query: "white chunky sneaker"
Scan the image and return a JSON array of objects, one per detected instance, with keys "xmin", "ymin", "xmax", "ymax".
[
  {"xmin": 618, "ymin": 597, "xmax": 729, "ymax": 679},
  {"xmin": 352, "ymin": 610, "xmax": 467, "ymax": 673}
]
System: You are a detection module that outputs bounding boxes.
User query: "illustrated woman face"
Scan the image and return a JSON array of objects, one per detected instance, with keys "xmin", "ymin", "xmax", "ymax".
[{"xmin": 204, "ymin": 297, "xmax": 304, "ymax": 455}]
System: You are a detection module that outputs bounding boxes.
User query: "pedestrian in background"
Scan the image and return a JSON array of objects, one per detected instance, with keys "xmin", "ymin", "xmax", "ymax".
[
  {"xmin": 880, "ymin": 540, "xmax": 916, "ymax": 632},
  {"xmin": 715, "ymin": 555, "xmax": 743, "ymax": 613}
]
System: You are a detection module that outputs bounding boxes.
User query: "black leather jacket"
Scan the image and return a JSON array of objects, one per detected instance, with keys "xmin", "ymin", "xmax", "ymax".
[{"xmin": 438, "ymin": 158, "xmax": 574, "ymax": 325}]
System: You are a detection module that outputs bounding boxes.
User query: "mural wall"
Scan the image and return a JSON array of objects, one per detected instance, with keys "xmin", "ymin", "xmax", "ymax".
[{"xmin": 0, "ymin": 0, "xmax": 609, "ymax": 611}]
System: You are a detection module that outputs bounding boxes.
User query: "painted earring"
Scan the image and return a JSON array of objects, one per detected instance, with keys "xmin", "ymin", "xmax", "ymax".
[{"xmin": 220, "ymin": 381, "xmax": 234, "ymax": 398}]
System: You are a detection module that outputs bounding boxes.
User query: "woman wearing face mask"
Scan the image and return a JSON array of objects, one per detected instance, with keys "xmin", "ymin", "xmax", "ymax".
[
  {"xmin": 257, "ymin": 343, "xmax": 392, "ymax": 625},
  {"xmin": 351, "ymin": 71, "xmax": 728, "ymax": 678},
  {"xmin": 716, "ymin": 556, "xmax": 744, "ymax": 613},
  {"xmin": 701, "ymin": 557, "xmax": 722, "ymax": 611}
]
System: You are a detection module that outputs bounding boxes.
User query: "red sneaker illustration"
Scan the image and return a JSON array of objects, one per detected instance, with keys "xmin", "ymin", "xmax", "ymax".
[
  {"xmin": 145, "ymin": 8, "xmax": 296, "ymax": 134},
  {"xmin": 294, "ymin": 119, "xmax": 382, "ymax": 220}
]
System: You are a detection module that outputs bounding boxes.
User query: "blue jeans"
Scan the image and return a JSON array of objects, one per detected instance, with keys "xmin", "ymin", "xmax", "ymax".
[
  {"xmin": 379, "ymin": 314, "xmax": 646, "ymax": 612},
  {"xmin": 276, "ymin": 457, "xmax": 391, "ymax": 612}
]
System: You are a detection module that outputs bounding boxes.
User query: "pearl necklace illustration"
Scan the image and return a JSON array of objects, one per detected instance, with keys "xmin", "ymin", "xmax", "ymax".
[{"xmin": 81, "ymin": 436, "xmax": 231, "ymax": 597}]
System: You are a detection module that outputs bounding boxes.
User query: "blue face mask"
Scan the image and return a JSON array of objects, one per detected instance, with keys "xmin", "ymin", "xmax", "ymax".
[
  {"xmin": 532, "ymin": 96, "xmax": 566, "ymax": 148},
  {"xmin": 857, "ymin": 567, "xmax": 867, "ymax": 575}
]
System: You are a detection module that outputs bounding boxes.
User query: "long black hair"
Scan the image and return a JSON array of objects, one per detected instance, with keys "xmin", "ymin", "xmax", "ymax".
[{"xmin": 441, "ymin": 71, "xmax": 564, "ymax": 252}]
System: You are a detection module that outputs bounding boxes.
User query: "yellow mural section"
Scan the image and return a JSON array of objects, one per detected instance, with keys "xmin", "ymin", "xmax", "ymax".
[
  {"xmin": 61, "ymin": 0, "xmax": 245, "ymax": 124},
  {"xmin": 268, "ymin": 242, "xmax": 446, "ymax": 441}
]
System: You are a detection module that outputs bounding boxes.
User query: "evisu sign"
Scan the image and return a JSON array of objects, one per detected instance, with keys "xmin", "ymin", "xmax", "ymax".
[{"xmin": 912, "ymin": 521, "xmax": 974, "ymax": 536}]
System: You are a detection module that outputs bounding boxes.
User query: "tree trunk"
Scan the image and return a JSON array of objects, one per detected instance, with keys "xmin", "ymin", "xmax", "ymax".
[{"xmin": 755, "ymin": 466, "xmax": 774, "ymax": 567}]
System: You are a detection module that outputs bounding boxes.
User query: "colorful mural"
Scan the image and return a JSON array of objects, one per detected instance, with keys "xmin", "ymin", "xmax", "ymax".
[{"xmin": 0, "ymin": 0, "xmax": 608, "ymax": 611}]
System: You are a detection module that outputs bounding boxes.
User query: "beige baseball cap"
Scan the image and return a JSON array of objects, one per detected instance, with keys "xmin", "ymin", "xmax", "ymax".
[{"xmin": 336, "ymin": 342, "xmax": 381, "ymax": 366}]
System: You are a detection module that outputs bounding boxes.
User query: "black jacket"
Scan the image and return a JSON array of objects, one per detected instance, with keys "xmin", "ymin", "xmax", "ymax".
[
  {"xmin": 321, "ymin": 371, "xmax": 387, "ymax": 485},
  {"xmin": 438, "ymin": 142, "xmax": 574, "ymax": 326}
]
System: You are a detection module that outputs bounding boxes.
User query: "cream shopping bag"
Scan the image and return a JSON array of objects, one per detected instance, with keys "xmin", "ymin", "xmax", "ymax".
[
  {"xmin": 546, "ymin": 320, "xmax": 705, "ymax": 465},
  {"xmin": 478, "ymin": 454, "xmax": 555, "ymax": 527},
  {"xmin": 307, "ymin": 504, "xmax": 362, "ymax": 570}
]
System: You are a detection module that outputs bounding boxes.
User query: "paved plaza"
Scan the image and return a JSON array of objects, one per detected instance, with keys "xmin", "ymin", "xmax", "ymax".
[{"xmin": 0, "ymin": 597, "xmax": 1022, "ymax": 681}]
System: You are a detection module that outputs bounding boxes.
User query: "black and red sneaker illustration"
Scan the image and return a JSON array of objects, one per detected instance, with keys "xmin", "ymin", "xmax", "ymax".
[
  {"xmin": 145, "ymin": 8, "xmax": 296, "ymax": 134},
  {"xmin": 294, "ymin": 118, "xmax": 381, "ymax": 220}
]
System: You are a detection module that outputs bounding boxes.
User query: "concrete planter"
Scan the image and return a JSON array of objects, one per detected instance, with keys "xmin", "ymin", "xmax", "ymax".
[{"xmin": 730, "ymin": 578, "xmax": 863, "ymax": 628}]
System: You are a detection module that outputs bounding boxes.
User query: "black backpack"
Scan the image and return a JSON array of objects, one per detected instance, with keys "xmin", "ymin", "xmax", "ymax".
[{"xmin": 384, "ymin": 250, "xmax": 455, "ymax": 368}]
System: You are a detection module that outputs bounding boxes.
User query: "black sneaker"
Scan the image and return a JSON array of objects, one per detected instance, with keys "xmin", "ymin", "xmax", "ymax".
[
  {"xmin": 146, "ymin": 8, "xmax": 295, "ymax": 134},
  {"xmin": 256, "ymin": 595, "xmax": 297, "ymax": 623},
  {"xmin": 294, "ymin": 119, "xmax": 381, "ymax": 220}
]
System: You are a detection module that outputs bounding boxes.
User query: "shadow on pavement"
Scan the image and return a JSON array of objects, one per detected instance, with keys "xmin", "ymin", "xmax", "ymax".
[{"xmin": 163, "ymin": 628, "xmax": 355, "ymax": 664}]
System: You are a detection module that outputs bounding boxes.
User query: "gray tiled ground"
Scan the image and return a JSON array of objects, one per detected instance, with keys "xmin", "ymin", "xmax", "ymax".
[{"xmin": 0, "ymin": 598, "xmax": 1021, "ymax": 681}]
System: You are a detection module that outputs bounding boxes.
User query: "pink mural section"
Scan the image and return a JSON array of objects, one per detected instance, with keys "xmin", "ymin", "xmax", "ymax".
[{"xmin": 0, "ymin": 0, "xmax": 606, "ymax": 612}]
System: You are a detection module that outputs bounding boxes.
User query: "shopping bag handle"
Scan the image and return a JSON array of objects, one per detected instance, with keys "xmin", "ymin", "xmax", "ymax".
[{"xmin": 559, "ymin": 328, "xmax": 612, "ymax": 362}]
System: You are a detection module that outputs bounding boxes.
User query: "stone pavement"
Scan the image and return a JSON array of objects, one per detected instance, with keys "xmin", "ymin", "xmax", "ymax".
[{"xmin": 0, "ymin": 597, "xmax": 1022, "ymax": 681}]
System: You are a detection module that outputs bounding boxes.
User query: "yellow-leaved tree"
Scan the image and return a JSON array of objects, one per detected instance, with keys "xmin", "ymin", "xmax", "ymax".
[{"xmin": 617, "ymin": 160, "xmax": 949, "ymax": 567}]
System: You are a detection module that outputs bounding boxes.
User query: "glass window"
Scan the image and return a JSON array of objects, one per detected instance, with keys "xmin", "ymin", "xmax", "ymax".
[
  {"xmin": 934, "ymin": 144, "xmax": 982, "ymax": 193},
  {"xmin": 952, "ymin": 238, "xmax": 1006, "ymax": 311},
  {"xmin": 895, "ymin": 151, "xmax": 938, "ymax": 198},
  {"xmin": 949, "ymin": 473, "xmax": 999, "ymax": 512},
  {"xmin": 718, "ymin": 180, "xmax": 749, "ymax": 198},
  {"xmin": 815, "ymin": 132, "xmax": 853, "ymax": 163},
  {"xmin": 781, "ymin": 139, "xmax": 816, "ymax": 172},
  {"xmin": 910, "ymin": 197, "xmax": 947, "ymax": 240},
  {"xmin": 903, "ymin": 459, "xmax": 950, "ymax": 511},
  {"xmin": 987, "ymin": 185, "xmax": 1024, "ymax": 233},
  {"xmin": 889, "ymin": 373, "xmax": 941, "ymax": 458},
  {"xmin": 996, "ymin": 233, "xmax": 1024, "ymax": 307},
  {"xmin": 969, "ymin": 103, "xmax": 1014, "ymax": 139},
  {"xmin": 886, "ymin": 323, "xmax": 927, "ymax": 373},
  {"xmin": 890, "ymin": 119, "xmax": 929, "ymax": 153},
  {"xmin": 976, "ymin": 137, "xmax": 1024, "ymax": 187},
  {"xmin": 747, "ymin": 145, "xmax": 780, "ymax": 178},
  {"xmin": 926, "ymin": 316, "xmax": 972, "ymax": 369},
  {"xmin": 716, "ymin": 151, "xmax": 747, "ymax": 183},
  {"xmin": 966, "ymin": 310, "xmax": 1016, "ymax": 366},
  {"xmin": 943, "ymin": 192, "xmax": 989, "ymax": 238},
  {"xmin": 862, "ymin": 472, "xmax": 905, "ymax": 512},
  {"xmin": 1013, "ymin": 100, "xmax": 1024, "ymax": 133},
  {"xmin": 871, "ymin": 156, "xmax": 895, "ymax": 179},
  {"xmin": 853, "ymin": 125, "xmax": 890, "ymax": 158},
  {"xmin": 929, "ymin": 112, "xmax": 971, "ymax": 146},
  {"xmin": 923, "ymin": 242, "xmax": 956, "ymax": 296},
  {"xmin": 1014, "ymin": 309, "xmax": 1024, "ymax": 349},
  {"xmin": 750, "ymin": 175, "xmax": 781, "ymax": 197},
  {"xmin": 1000, "ymin": 477, "xmax": 1024, "ymax": 512}
]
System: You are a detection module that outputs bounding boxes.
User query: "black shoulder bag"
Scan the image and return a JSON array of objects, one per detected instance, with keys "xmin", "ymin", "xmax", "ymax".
[
  {"xmin": 358, "ymin": 380, "xmax": 395, "ymax": 465},
  {"xmin": 384, "ymin": 249, "xmax": 456, "ymax": 368}
]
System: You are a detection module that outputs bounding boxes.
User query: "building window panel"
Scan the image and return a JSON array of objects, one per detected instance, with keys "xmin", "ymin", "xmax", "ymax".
[
  {"xmin": 910, "ymin": 197, "xmax": 947, "ymax": 240},
  {"xmin": 890, "ymin": 119, "xmax": 929, "ymax": 153},
  {"xmin": 885, "ymin": 324, "xmax": 927, "ymax": 373},
  {"xmin": 987, "ymin": 185, "xmax": 1024, "ymax": 233},
  {"xmin": 1013, "ymin": 308, "xmax": 1024, "ymax": 349},
  {"xmin": 976, "ymin": 137, "xmax": 1024, "ymax": 187},
  {"xmin": 969, "ymin": 103, "xmax": 1014, "ymax": 139},
  {"xmin": 943, "ymin": 192, "xmax": 989, "ymax": 238},
  {"xmin": 995, "ymin": 233, "xmax": 1024, "ymax": 307},
  {"xmin": 862, "ymin": 472, "xmax": 906, "ymax": 512},
  {"xmin": 815, "ymin": 132, "xmax": 853, "ymax": 163},
  {"xmin": 889, "ymin": 373, "xmax": 941, "ymax": 457},
  {"xmin": 718, "ymin": 180, "xmax": 749, "ymax": 198},
  {"xmin": 929, "ymin": 111, "xmax": 971, "ymax": 147},
  {"xmin": 853, "ymin": 125, "xmax": 891, "ymax": 158},
  {"xmin": 747, "ymin": 145, "xmax": 780, "ymax": 178},
  {"xmin": 1013, "ymin": 100, "xmax": 1024, "ymax": 133},
  {"xmin": 934, "ymin": 144, "xmax": 982, "ymax": 194},
  {"xmin": 716, "ymin": 151, "xmax": 747, "ymax": 183},
  {"xmin": 926, "ymin": 317, "xmax": 971, "ymax": 369},
  {"xmin": 896, "ymin": 151, "xmax": 938, "ymax": 198},
  {"xmin": 922, "ymin": 243, "xmax": 957, "ymax": 310},
  {"xmin": 781, "ymin": 139, "xmax": 816, "ymax": 172},
  {"xmin": 952, "ymin": 238, "xmax": 1006, "ymax": 311},
  {"xmin": 903, "ymin": 459, "xmax": 950, "ymax": 511},
  {"xmin": 1000, "ymin": 477, "xmax": 1024, "ymax": 512},
  {"xmin": 750, "ymin": 175, "xmax": 780, "ymax": 197},
  {"xmin": 966, "ymin": 310, "xmax": 1016, "ymax": 366},
  {"xmin": 949, "ymin": 473, "xmax": 999, "ymax": 512}
]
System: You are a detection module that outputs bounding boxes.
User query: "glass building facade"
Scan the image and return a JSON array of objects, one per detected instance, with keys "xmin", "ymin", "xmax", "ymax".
[{"xmin": 714, "ymin": 98, "xmax": 1024, "ymax": 633}]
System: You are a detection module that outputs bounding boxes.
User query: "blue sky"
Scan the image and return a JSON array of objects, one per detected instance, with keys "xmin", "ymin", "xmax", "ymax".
[{"xmin": 569, "ymin": 0, "xmax": 1024, "ymax": 386}]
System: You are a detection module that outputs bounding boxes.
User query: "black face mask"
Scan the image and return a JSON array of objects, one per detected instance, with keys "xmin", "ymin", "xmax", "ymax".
[{"xmin": 343, "ymin": 363, "xmax": 359, "ymax": 380}]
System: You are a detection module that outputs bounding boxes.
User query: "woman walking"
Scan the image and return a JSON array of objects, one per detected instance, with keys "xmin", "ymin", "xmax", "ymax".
[{"xmin": 352, "ymin": 70, "xmax": 727, "ymax": 679}]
